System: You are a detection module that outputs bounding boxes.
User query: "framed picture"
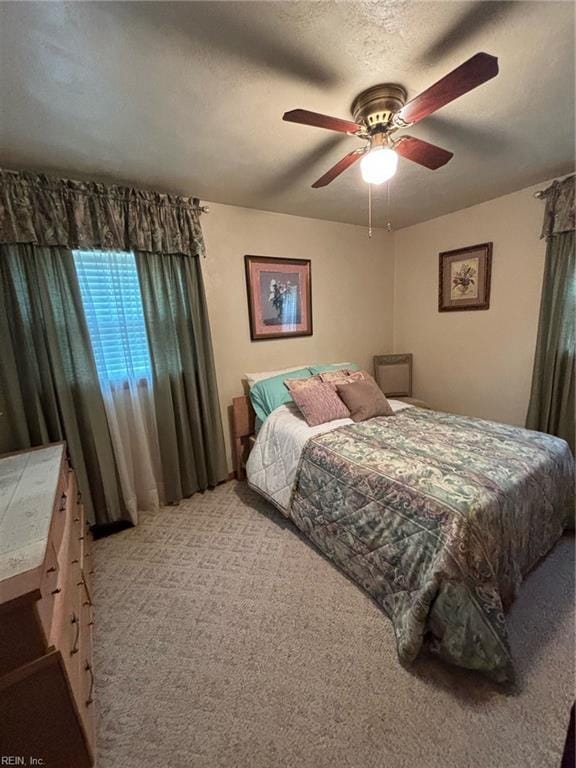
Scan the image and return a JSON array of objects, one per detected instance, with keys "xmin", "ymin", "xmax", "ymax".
[
  {"xmin": 244, "ymin": 255, "xmax": 312, "ymax": 341},
  {"xmin": 438, "ymin": 242, "xmax": 492, "ymax": 312}
]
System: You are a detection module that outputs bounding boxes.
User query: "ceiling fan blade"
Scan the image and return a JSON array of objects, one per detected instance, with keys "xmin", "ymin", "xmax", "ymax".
[
  {"xmin": 283, "ymin": 109, "xmax": 363, "ymax": 134},
  {"xmin": 395, "ymin": 136, "xmax": 453, "ymax": 170},
  {"xmin": 396, "ymin": 52, "xmax": 499, "ymax": 126},
  {"xmin": 311, "ymin": 149, "xmax": 365, "ymax": 188}
]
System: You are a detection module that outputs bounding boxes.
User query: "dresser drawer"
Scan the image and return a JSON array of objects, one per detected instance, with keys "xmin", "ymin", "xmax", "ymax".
[
  {"xmin": 60, "ymin": 579, "xmax": 96, "ymax": 761},
  {"xmin": 37, "ymin": 470, "xmax": 77, "ymax": 644},
  {"xmin": 37, "ymin": 540, "xmax": 61, "ymax": 640},
  {"xmin": 53, "ymin": 576, "xmax": 83, "ymax": 691},
  {"xmin": 69, "ymin": 514, "xmax": 83, "ymax": 574},
  {"xmin": 51, "ymin": 577, "xmax": 95, "ymax": 724},
  {"xmin": 49, "ymin": 467, "xmax": 70, "ymax": 556},
  {"xmin": 66, "ymin": 471, "xmax": 82, "ymax": 555},
  {"xmin": 79, "ymin": 583, "xmax": 96, "ymax": 757},
  {"xmin": 81, "ymin": 513, "xmax": 94, "ymax": 593}
]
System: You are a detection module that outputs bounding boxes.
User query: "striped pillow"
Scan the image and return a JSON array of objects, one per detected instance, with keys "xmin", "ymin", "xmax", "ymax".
[
  {"xmin": 319, "ymin": 368, "xmax": 354, "ymax": 383},
  {"xmin": 290, "ymin": 382, "xmax": 350, "ymax": 426},
  {"xmin": 319, "ymin": 369, "xmax": 369, "ymax": 386},
  {"xmin": 284, "ymin": 374, "xmax": 323, "ymax": 392}
]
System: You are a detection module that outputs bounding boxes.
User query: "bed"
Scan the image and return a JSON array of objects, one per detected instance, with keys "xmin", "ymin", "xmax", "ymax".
[{"xmin": 234, "ymin": 393, "xmax": 574, "ymax": 683}]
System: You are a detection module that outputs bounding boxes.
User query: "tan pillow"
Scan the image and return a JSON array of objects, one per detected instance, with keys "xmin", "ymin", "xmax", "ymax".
[
  {"xmin": 284, "ymin": 374, "xmax": 323, "ymax": 392},
  {"xmin": 336, "ymin": 379, "xmax": 394, "ymax": 422}
]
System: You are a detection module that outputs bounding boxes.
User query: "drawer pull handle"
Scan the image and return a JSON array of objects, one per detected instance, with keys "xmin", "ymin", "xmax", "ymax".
[
  {"xmin": 79, "ymin": 535, "xmax": 85, "ymax": 541},
  {"xmin": 71, "ymin": 558, "xmax": 79, "ymax": 564},
  {"xmin": 51, "ymin": 587, "xmax": 61, "ymax": 595},
  {"xmin": 70, "ymin": 612, "xmax": 80, "ymax": 655},
  {"xmin": 59, "ymin": 493, "xmax": 67, "ymax": 511},
  {"xmin": 46, "ymin": 565, "xmax": 56, "ymax": 573},
  {"xmin": 85, "ymin": 661, "xmax": 95, "ymax": 705},
  {"xmin": 74, "ymin": 516, "xmax": 80, "ymax": 522}
]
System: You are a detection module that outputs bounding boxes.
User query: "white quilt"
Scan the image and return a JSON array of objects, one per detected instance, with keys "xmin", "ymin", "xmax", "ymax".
[{"xmin": 246, "ymin": 400, "xmax": 412, "ymax": 514}]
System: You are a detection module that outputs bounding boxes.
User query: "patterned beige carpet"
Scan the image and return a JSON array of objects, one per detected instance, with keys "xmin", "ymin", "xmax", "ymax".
[{"xmin": 94, "ymin": 481, "xmax": 574, "ymax": 768}]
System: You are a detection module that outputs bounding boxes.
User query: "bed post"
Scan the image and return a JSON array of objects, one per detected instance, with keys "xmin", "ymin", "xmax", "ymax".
[{"xmin": 231, "ymin": 396, "xmax": 255, "ymax": 480}]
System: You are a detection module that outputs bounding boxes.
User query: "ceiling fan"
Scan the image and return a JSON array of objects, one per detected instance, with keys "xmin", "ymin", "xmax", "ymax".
[{"xmin": 283, "ymin": 52, "xmax": 499, "ymax": 188}]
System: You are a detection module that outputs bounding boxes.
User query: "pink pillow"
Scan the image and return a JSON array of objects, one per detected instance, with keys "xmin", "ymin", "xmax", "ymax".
[{"xmin": 290, "ymin": 383, "xmax": 350, "ymax": 426}]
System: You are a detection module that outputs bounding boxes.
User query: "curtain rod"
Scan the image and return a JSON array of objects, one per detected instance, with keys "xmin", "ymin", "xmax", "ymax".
[
  {"xmin": 533, "ymin": 174, "xmax": 575, "ymax": 199},
  {"xmin": 534, "ymin": 183, "xmax": 554, "ymax": 199}
]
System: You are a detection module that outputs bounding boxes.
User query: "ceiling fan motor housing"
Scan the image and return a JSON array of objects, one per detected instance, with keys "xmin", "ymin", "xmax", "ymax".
[{"xmin": 351, "ymin": 84, "xmax": 408, "ymax": 132}]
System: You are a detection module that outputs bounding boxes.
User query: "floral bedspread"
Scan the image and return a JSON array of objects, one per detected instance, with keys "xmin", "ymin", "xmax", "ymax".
[{"xmin": 289, "ymin": 408, "xmax": 574, "ymax": 682}]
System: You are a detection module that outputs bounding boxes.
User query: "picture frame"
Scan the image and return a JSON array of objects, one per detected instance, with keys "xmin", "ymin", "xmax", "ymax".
[
  {"xmin": 244, "ymin": 255, "xmax": 313, "ymax": 341},
  {"xmin": 438, "ymin": 242, "xmax": 492, "ymax": 312}
]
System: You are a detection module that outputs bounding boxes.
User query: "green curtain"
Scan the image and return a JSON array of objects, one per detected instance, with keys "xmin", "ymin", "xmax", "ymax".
[
  {"xmin": 0, "ymin": 243, "xmax": 128, "ymax": 525},
  {"xmin": 526, "ymin": 231, "xmax": 575, "ymax": 452},
  {"xmin": 136, "ymin": 251, "xmax": 227, "ymax": 502},
  {"xmin": 0, "ymin": 168, "xmax": 205, "ymax": 257}
]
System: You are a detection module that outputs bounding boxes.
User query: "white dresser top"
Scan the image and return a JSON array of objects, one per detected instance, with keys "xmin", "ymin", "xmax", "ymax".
[{"xmin": 0, "ymin": 445, "xmax": 64, "ymax": 582}]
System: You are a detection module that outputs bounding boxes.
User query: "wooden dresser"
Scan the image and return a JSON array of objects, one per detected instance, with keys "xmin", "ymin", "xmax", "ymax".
[{"xmin": 0, "ymin": 443, "xmax": 96, "ymax": 767}]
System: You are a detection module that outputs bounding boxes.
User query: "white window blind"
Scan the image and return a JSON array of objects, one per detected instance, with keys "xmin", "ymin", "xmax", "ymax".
[{"xmin": 73, "ymin": 250, "xmax": 152, "ymax": 383}]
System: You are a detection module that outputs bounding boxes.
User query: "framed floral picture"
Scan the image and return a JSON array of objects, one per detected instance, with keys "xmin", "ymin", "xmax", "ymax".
[
  {"xmin": 438, "ymin": 242, "xmax": 492, "ymax": 312},
  {"xmin": 244, "ymin": 255, "xmax": 313, "ymax": 341}
]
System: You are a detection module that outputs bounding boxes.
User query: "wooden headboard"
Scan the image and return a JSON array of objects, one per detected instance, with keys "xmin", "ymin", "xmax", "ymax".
[{"xmin": 231, "ymin": 395, "xmax": 256, "ymax": 480}]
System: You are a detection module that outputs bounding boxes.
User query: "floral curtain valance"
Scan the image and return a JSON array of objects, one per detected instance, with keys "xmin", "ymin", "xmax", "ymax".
[
  {"xmin": 539, "ymin": 174, "xmax": 575, "ymax": 239},
  {"xmin": 0, "ymin": 169, "xmax": 205, "ymax": 257}
]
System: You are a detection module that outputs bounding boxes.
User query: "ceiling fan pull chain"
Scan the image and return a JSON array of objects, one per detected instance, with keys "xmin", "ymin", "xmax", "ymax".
[
  {"xmin": 386, "ymin": 180, "xmax": 392, "ymax": 232},
  {"xmin": 368, "ymin": 183, "xmax": 372, "ymax": 239}
]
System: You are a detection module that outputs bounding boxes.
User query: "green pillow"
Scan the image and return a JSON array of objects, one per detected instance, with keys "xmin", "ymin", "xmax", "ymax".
[
  {"xmin": 308, "ymin": 362, "xmax": 360, "ymax": 374},
  {"xmin": 249, "ymin": 367, "xmax": 312, "ymax": 422}
]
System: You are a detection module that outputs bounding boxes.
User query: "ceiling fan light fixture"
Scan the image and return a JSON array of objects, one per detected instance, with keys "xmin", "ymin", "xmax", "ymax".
[{"xmin": 360, "ymin": 147, "xmax": 398, "ymax": 185}]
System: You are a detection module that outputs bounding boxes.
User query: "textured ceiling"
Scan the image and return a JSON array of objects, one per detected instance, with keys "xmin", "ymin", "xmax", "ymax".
[{"xmin": 0, "ymin": 1, "xmax": 574, "ymax": 228}]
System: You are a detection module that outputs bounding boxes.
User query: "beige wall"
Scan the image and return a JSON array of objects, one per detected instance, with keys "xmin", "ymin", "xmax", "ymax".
[
  {"xmin": 201, "ymin": 203, "xmax": 395, "ymax": 469},
  {"xmin": 393, "ymin": 181, "xmax": 549, "ymax": 426},
  {"xmin": 201, "ymin": 180, "xmax": 551, "ymax": 470}
]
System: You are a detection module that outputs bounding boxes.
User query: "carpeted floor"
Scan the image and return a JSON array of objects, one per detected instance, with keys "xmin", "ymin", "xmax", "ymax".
[{"xmin": 93, "ymin": 481, "xmax": 575, "ymax": 768}]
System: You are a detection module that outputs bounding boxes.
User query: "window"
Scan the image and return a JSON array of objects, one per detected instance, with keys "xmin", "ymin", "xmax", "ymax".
[{"xmin": 73, "ymin": 250, "xmax": 152, "ymax": 383}]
